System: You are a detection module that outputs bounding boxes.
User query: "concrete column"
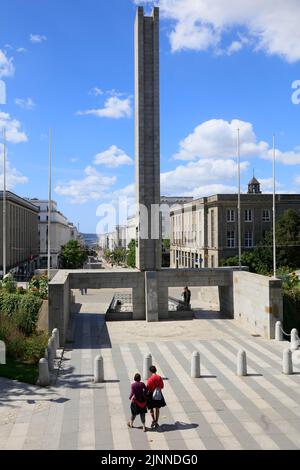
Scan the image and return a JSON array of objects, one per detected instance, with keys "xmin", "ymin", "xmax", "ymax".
[
  {"xmin": 290, "ymin": 328, "xmax": 299, "ymax": 351},
  {"xmin": 157, "ymin": 283, "xmax": 168, "ymax": 320},
  {"xmin": 237, "ymin": 350, "xmax": 247, "ymax": 376},
  {"xmin": 282, "ymin": 349, "xmax": 293, "ymax": 375},
  {"xmin": 143, "ymin": 353, "xmax": 152, "ymax": 381},
  {"xmin": 135, "ymin": 7, "xmax": 161, "ymax": 271},
  {"xmin": 275, "ymin": 321, "xmax": 283, "ymax": 341},
  {"xmin": 48, "ymin": 273, "xmax": 69, "ymax": 345},
  {"xmin": 145, "ymin": 271, "xmax": 159, "ymax": 322},
  {"xmin": 94, "ymin": 355, "xmax": 104, "ymax": 383},
  {"xmin": 52, "ymin": 328, "xmax": 60, "ymax": 350},
  {"xmin": 191, "ymin": 351, "xmax": 200, "ymax": 378},
  {"xmin": 132, "ymin": 277, "xmax": 146, "ymax": 320},
  {"xmin": 38, "ymin": 358, "xmax": 50, "ymax": 386}
]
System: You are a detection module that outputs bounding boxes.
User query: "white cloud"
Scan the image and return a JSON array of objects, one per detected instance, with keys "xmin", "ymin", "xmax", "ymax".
[
  {"xmin": 0, "ymin": 143, "xmax": 28, "ymax": 189},
  {"xmin": 70, "ymin": 157, "xmax": 79, "ymax": 163},
  {"xmin": 0, "ymin": 49, "xmax": 14, "ymax": 78},
  {"xmin": 94, "ymin": 145, "xmax": 133, "ymax": 168},
  {"xmin": 54, "ymin": 166, "xmax": 117, "ymax": 204},
  {"xmin": 174, "ymin": 119, "xmax": 268, "ymax": 161},
  {"xmin": 0, "ymin": 111, "xmax": 28, "ymax": 143},
  {"xmin": 15, "ymin": 97, "xmax": 35, "ymax": 110},
  {"xmin": 77, "ymin": 95, "xmax": 132, "ymax": 119},
  {"xmin": 262, "ymin": 147, "xmax": 300, "ymax": 165},
  {"xmin": 89, "ymin": 87, "xmax": 103, "ymax": 96},
  {"xmin": 30, "ymin": 34, "xmax": 47, "ymax": 43},
  {"xmin": 161, "ymin": 158, "xmax": 249, "ymax": 194},
  {"xmin": 135, "ymin": 0, "xmax": 300, "ymax": 63},
  {"xmin": 173, "ymin": 118, "xmax": 300, "ymax": 166},
  {"xmin": 16, "ymin": 48, "xmax": 27, "ymax": 53}
]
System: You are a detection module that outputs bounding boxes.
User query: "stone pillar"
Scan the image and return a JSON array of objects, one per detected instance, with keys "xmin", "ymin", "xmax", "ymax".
[
  {"xmin": 132, "ymin": 275, "xmax": 146, "ymax": 320},
  {"xmin": 48, "ymin": 272, "xmax": 69, "ymax": 345},
  {"xmin": 145, "ymin": 271, "xmax": 159, "ymax": 322},
  {"xmin": 94, "ymin": 355, "xmax": 104, "ymax": 383},
  {"xmin": 191, "ymin": 352, "xmax": 201, "ymax": 378},
  {"xmin": 135, "ymin": 6, "xmax": 161, "ymax": 271},
  {"xmin": 38, "ymin": 358, "xmax": 50, "ymax": 386},
  {"xmin": 143, "ymin": 354, "xmax": 152, "ymax": 381},
  {"xmin": 237, "ymin": 350, "xmax": 247, "ymax": 376}
]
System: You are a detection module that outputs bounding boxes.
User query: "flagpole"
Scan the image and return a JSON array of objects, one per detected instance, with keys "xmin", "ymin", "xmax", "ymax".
[
  {"xmin": 2, "ymin": 128, "xmax": 6, "ymax": 277},
  {"xmin": 237, "ymin": 128, "xmax": 241, "ymax": 269},
  {"xmin": 272, "ymin": 134, "xmax": 276, "ymax": 279},
  {"xmin": 47, "ymin": 128, "xmax": 52, "ymax": 281}
]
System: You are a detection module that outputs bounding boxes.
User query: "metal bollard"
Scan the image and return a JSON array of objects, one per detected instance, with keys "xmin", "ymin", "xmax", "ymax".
[
  {"xmin": 237, "ymin": 350, "xmax": 247, "ymax": 376},
  {"xmin": 282, "ymin": 349, "xmax": 293, "ymax": 375},
  {"xmin": 275, "ymin": 321, "xmax": 283, "ymax": 341},
  {"xmin": 290, "ymin": 329, "xmax": 299, "ymax": 351},
  {"xmin": 38, "ymin": 358, "xmax": 50, "ymax": 386},
  {"xmin": 191, "ymin": 351, "xmax": 201, "ymax": 378},
  {"xmin": 52, "ymin": 328, "xmax": 60, "ymax": 350},
  {"xmin": 143, "ymin": 354, "xmax": 152, "ymax": 381},
  {"xmin": 94, "ymin": 355, "xmax": 104, "ymax": 383}
]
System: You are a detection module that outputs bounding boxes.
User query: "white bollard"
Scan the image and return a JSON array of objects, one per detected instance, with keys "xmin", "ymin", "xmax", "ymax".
[
  {"xmin": 237, "ymin": 350, "xmax": 247, "ymax": 376},
  {"xmin": 191, "ymin": 351, "xmax": 201, "ymax": 378},
  {"xmin": 282, "ymin": 349, "xmax": 293, "ymax": 375},
  {"xmin": 143, "ymin": 354, "xmax": 152, "ymax": 381},
  {"xmin": 52, "ymin": 328, "xmax": 60, "ymax": 350},
  {"xmin": 0, "ymin": 340, "xmax": 6, "ymax": 365},
  {"xmin": 47, "ymin": 338, "xmax": 55, "ymax": 370},
  {"xmin": 290, "ymin": 329, "xmax": 299, "ymax": 351},
  {"xmin": 38, "ymin": 358, "xmax": 50, "ymax": 386},
  {"xmin": 49, "ymin": 336, "xmax": 56, "ymax": 359},
  {"xmin": 94, "ymin": 355, "xmax": 104, "ymax": 383},
  {"xmin": 275, "ymin": 321, "xmax": 283, "ymax": 341}
]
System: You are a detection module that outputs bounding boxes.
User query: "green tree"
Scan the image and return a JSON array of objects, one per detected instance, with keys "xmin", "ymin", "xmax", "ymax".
[
  {"xmin": 127, "ymin": 240, "xmax": 136, "ymax": 268},
  {"xmin": 60, "ymin": 240, "xmax": 88, "ymax": 269},
  {"xmin": 221, "ymin": 209, "xmax": 300, "ymax": 274}
]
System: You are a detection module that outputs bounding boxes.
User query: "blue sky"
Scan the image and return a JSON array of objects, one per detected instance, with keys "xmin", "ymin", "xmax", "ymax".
[{"xmin": 1, "ymin": 0, "xmax": 300, "ymax": 232}]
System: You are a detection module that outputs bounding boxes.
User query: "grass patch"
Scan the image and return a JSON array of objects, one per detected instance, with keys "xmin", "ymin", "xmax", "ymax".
[{"xmin": 0, "ymin": 357, "xmax": 38, "ymax": 385}]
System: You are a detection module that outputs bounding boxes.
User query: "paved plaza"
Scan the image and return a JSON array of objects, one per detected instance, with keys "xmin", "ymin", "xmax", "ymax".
[{"xmin": 0, "ymin": 290, "xmax": 300, "ymax": 450}]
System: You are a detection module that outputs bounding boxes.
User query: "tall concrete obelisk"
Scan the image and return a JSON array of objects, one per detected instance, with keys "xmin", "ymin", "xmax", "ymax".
[{"xmin": 135, "ymin": 6, "xmax": 161, "ymax": 271}]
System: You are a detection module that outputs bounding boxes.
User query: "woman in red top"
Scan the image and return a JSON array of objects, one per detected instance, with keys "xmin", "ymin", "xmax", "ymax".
[{"xmin": 146, "ymin": 365, "xmax": 166, "ymax": 429}]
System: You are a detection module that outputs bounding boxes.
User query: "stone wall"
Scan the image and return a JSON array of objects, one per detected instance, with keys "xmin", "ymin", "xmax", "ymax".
[{"xmin": 233, "ymin": 271, "xmax": 282, "ymax": 339}]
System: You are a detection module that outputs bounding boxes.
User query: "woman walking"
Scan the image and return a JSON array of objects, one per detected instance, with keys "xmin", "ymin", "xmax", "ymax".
[
  {"xmin": 128, "ymin": 373, "xmax": 147, "ymax": 432},
  {"xmin": 147, "ymin": 365, "xmax": 166, "ymax": 429}
]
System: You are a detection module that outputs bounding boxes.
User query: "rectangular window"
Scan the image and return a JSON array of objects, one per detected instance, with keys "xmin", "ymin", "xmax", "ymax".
[
  {"xmin": 245, "ymin": 209, "xmax": 252, "ymax": 222},
  {"xmin": 245, "ymin": 231, "xmax": 253, "ymax": 248},
  {"xmin": 262, "ymin": 209, "xmax": 270, "ymax": 222},
  {"xmin": 227, "ymin": 231, "xmax": 235, "ymax": 248},
  {"xmin": 227, "ymin": 209, "xmax": 235, "ymax": 222},
  {"xmin": 211, "ymin": 210, "xmax": 215, "ymax": 247}
]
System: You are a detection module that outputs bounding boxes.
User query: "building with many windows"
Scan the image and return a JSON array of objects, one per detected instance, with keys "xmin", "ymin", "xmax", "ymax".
[
  {"xmin": 0, "ymin": 191, "xmax": 39, "ymax": 278},
  {"xmin": 170, "ymin": 178, "xmax": 300, "ymax": 268},
  {"xmin": 29, "ymin": 199, "xmax": 80, "ymax": 269}
]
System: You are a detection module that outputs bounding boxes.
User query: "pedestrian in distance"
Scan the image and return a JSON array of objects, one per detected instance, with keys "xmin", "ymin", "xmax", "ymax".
[
  {"xmin": 146, "ymin": 365, "xmax": 166, "ymax": 429},
  {"xmin": 128, "ymin": 373, "xmax": 148, "ymax": 432},
  {"xmin": 182, "ymin": 286, "xmax": 191, "ymax": 307}
]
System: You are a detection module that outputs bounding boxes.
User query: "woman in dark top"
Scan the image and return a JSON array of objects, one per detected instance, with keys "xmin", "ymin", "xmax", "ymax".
[{"xmin": 128, "ymin": 373, "xmax": 147, "ymax": 432}]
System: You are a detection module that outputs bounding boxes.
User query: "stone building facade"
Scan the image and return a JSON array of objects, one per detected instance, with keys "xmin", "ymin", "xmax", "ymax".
[
  {"xmin": 29, "ymin": 199, "xmax": 80, "ymax": 269},
  {"xmin": 170, "ymin": 180, "xmax": 300, "ymax": 268},
  {"xmin": 0, "ymin": 191, "xmax": 39, "ymax": 277}
]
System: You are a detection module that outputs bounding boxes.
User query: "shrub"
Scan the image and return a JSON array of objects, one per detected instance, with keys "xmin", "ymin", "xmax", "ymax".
[
  {"xmin": 0, "ymin": 292, "xmax": 21, "ymax": 317},
  {"xmin": 283, "ymin": 288, "xmax": 300, "ymax": 337},
  {"xmin": 0, "ymin": 314, "xmax": 15, "ymax": 341},
  {"xmin": 23, "ymin": 332, "xmax": 48, "ymax": 364},
  {"xmin": 28, "ymin": 275, "xmax": 48, "ymax": 300},
  {"xmin": 0, "ymin": 274, "xmax": 16, "ymax": 293},
  {"xmin": 6, "ymin": 328, "xmax": 26, "ymax": 360},
  {"xmin": 14, "ymin": 295, "xmax": 42, "ymax": 336}
]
